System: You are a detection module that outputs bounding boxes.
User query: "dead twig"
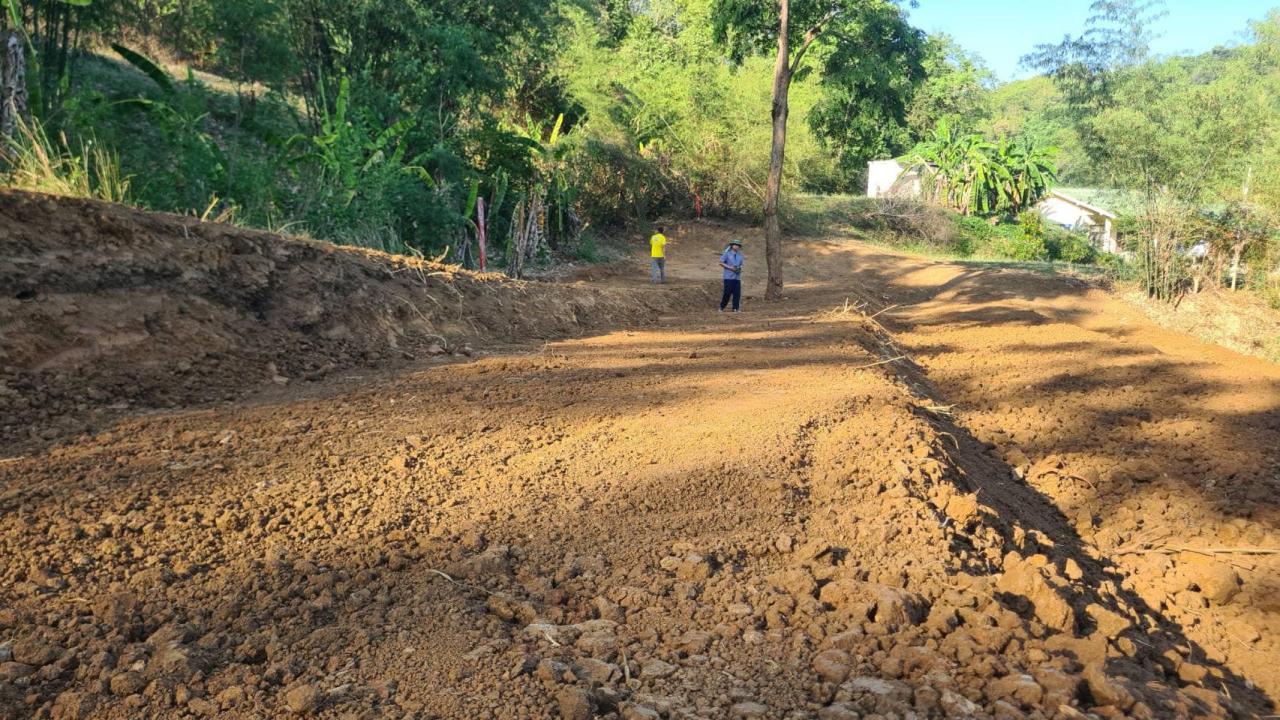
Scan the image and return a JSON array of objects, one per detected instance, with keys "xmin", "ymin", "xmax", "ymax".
[
  {"xmin": 424, "ymin": 568, "xmax": 510, "ymax": 600},
  {"xmin": 621, "ymin": 647, "xmax": 636, "ymax": 689},
  {"xmin": 1062, "ymin": 473, "xmax": 1097, "ymax": 491},
  {"xmin": 833, "ymin": 298, "xmax": 868, "ymax": 315},
  {"xmin": 1109, "ymin": 544, "xmax": 1267, "ymax": 573},
  {"xmin": 869, "ymin": 304, "xmax": 900, "ymax": 320},
  {"xmin": 850, "ymin": 355, "xmax": 906, "ymax": 371}
]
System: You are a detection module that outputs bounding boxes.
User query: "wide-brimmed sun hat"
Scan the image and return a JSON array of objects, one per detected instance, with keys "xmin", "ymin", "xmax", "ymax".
[{"xmin": 728, "ymin": 239, "xmax": 743, "ymax": 247}]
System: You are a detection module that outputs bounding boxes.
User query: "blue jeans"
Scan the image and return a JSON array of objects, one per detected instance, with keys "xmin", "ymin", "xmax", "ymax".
[
  {"xmin": 720, "ymin": 279, "xmax": 741, "ymax": 310},
  {"xmin": 650, "ymin": 258, "xmax": 666, "ymax": 283}
]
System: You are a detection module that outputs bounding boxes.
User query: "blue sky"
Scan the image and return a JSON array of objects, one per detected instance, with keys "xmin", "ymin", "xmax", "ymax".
[{"xmin": 905, "ymin": 1, "xmax": 1276, "ymax": 82}]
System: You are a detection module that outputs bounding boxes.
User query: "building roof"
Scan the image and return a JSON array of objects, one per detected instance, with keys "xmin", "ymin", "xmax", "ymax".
[{"xmin": 1053, "ymin": 188, "xmax": 1145, "ymax": 218}]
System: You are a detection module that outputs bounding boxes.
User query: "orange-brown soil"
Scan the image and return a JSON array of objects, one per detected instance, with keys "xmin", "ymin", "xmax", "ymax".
[{"xmin": 1, "ymin": 193, "xmax": 1277, "ymax": 720}]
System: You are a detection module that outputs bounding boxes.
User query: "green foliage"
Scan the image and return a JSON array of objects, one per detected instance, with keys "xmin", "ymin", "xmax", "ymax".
[
  {"xmin": 979, "ymin": 77, "xmax": 1091, "ymax": 184},
  {"xmin": 803, "ymin": 3, "xmax": 927, "ymax": 190},
  {"xmin": 1015, "ymin": 5, "xmax": 1280, "ymax": 301},
  {"xmin": 569, "ymin": 230, "xmax": 603, "ymax": 263},
  {"xmin": 1045, "ymin": 226, "xmax": 1097, "ymax": 264},
  {"xmin": 953, "ymin": 214, "xmax": 996, "ymax": 254},
  {"xmin": 1265, "ymin": 274, "xmax": 1280, "ymax": 310},
  {"xmin": 709, "ymin": 0, "xmax": 926, "ymax": 193},
  {"xmin": 202, "ymin": 0, "xmax": 294, "ymax": 88},
  {"xmin": 288, "ymin": 77, "xmax": 454, "ymax": 254},
  {"xmin": 907, "ymin": 34, "xmax": 992, "ymax": 136},
  {"xmin": 558, "ymin": 1, "xmax": 836, "ymax": 221},
  {"xmin": 1092, "ymin": 19, "xmax": 1277, "ymax": 300},
  {"xmin": 6, "ymin": 0, "xmax": 130, "ymax": 113},
  {"xmin": 1, "ymin": 115, "xmax": 131, "ymax": 202},
  {"xmin": 110, "ymin": 43, "xmax": 173, "ymax": 93},
  {"xmin": 912, "ymin": 122, "xmax": 1058, "ymax": 217},
  {"xmin": 1022, "ymin": 0, "xmax": 1168, "ymax": 114},
  {"xmin": 1017, "ymin": 208, "xmax": 1043, "ymax": 240},
  {"xmin": 1095, "ymin": 250, "xmax": 1130, "ymax": 272},
  {"xmin": 993, "ymin": 224, "xmax": 1048, "ymax": 262},
  {"xmin": 107, "ymin": 71, "xmax": 235, "ymax": 215}
]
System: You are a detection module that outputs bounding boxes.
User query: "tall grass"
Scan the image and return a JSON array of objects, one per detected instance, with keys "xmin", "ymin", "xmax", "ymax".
[{"xmin": 0, "ymin": 117, "xmax": 131, "ymax": 203}]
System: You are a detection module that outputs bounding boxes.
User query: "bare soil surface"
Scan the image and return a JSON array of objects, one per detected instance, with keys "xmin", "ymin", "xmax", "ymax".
[{"xmin": 1, "ymin": 199, "xmax": 1278, "ymax": 720}]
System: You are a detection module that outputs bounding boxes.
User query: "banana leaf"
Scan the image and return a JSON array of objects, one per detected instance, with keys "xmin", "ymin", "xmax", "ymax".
[{"xmin": 111, "ymin": 43, "xmax": 173, "ymax": 94}]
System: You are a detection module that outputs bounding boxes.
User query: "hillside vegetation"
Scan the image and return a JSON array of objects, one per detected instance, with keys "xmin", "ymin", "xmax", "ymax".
[
  {"xmin": 0, "ymin": 2, "xmax": 1275, "ymax": 317},
  {"xmin": 3, "ymin": 1, "xmax": 950, "ymax": 259}
]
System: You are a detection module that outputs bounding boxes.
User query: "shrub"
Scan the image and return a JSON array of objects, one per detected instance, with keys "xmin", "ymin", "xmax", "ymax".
[
  {"xmin": 1000, "ymin": 232, "xmax": 1050, "ymax": 261},
  {"xmin": 873, "ymin": 201, "xmax": 967, "ymax": 255},
  {"xmin": 1265, "ymin": 275, "xmax": 1280, "ymax": 311},
  {"xmin": 1095, "ymin": 251, "xmax": 1128, "ymax": 270},
  {"xmin": 566, "ymin": 138, "xmax": 686, "ymax": 228},
  {"xmin": 952, "ymin": 215, "xmax": 997, "ymax": 256},
  {"xmin": 1112, "ymin": 215, "xmax": 1143, "ymax": 253},
  {"xmin": 1, "ymin": 117, "xmax": 131, "ymax": 203},
  {"xmin": 993, "ymin": 221, "xmax": 1050, "ymax": 261},
  {"xmin": 570, "ymin": 230, "xmax": 602, "ymax": 262},
  {"xmin": 1017, "ymin": 209, "xmax": 1045, "ymax": 240},
  {"xmin": 1046, "ymin": 227, "xmax": 1097, "ymax": 264}
]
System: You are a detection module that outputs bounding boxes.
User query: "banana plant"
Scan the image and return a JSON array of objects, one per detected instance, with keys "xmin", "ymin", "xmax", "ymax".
[
  {"xmin": 4, "ymin": 0, "xmax": 94, "ymax": 115},
  {"xmin": 913, "ymin": 121, "xmax": 1058, "ymax": 217},
  {"xmin": 997, "ymin": 137, "xmax": 1059, "ymax": 213},
  {"xmin": 508, "ymin": 112, "xmax": 580, "ymax": 251},
  {"xmin": 285, "ymin": 78, "xmax": 423, "ymax": 208},
  {"xmin": 108, "ymin": 44, "xmax": 230, "ymax": 209}
]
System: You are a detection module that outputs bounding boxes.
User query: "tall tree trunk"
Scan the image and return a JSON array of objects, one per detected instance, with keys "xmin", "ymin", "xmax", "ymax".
[
  {"xmin": 1, "ymin": 30, "xmax": 28, "ymax": 143},
  {"xmin": 1232, "ymin": 166, "xmax": 1253, "ymax": 291},
  {"xmin": 762, "ymin": 0, "xmax": 791, "ymax": 301},
  {"xmin": 1229, "ymin": 240, "xmax": 1243, "ymax": 291}
]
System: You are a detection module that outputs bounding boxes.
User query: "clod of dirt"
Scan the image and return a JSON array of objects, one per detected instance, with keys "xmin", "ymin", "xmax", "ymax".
[
  {"xmin": 555, "ymin": 687, "xmax": 594, "ymax": 720},
  {"xmin": 995, "ymin": 557, "xmax": 1076, "ymax": 632},
  {"xmin": 284, "ymin": 683, "xmax": 321, "ymax": 714}
]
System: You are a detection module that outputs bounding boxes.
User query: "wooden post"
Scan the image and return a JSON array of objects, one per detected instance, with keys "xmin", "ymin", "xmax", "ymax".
[
  {"xmin": 476, "ymin": 196, "xmax": 487, "ymax": 273},
  {"xmin": 1, "ymin": 29, "xmax": 28, "ymax": 142}
]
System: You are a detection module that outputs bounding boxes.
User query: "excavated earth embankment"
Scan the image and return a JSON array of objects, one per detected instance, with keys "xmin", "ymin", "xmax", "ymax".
[
  {"xmin": 0, "ymin": 200, "xmax": 1276, "ymax": 720},
  {"xmin": 0, "ymin": 190, "xmax": 705, "ymax": 450}
]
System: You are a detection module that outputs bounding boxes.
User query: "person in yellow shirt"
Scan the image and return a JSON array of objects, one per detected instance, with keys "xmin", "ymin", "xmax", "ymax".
[{"xmin": 649, "ymin": 225, "xmax": 668, "ymax": 284}]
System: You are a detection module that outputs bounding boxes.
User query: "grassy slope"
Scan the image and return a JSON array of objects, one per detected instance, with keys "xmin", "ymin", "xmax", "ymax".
[{"xmin": 72, "ymin": 49, "xmax": 303, "ymax": 226}]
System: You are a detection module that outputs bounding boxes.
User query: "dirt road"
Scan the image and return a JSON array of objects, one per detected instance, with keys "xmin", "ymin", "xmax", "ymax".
[{"xmin": 2, "ymin": 214, "xmax": 1278, "ymax": 719}]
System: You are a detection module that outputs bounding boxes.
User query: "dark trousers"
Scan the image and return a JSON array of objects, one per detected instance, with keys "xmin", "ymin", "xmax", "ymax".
[{"xmin": 720, "ymin": 279, "xmax": 741, "ymax": 311}]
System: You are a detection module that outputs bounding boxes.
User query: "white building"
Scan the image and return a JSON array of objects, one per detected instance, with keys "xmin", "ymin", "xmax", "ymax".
[
  {"xmin": 1037, "ymin": 190, "xmax": 1119, "ymax": 254},
  {"xmin": 866, "ymin": 159, "xmax": 1123, "ymax": 254},
  {"xmin": 866, "ymin": 159, "xmax": 924, "ymax": 200}
]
